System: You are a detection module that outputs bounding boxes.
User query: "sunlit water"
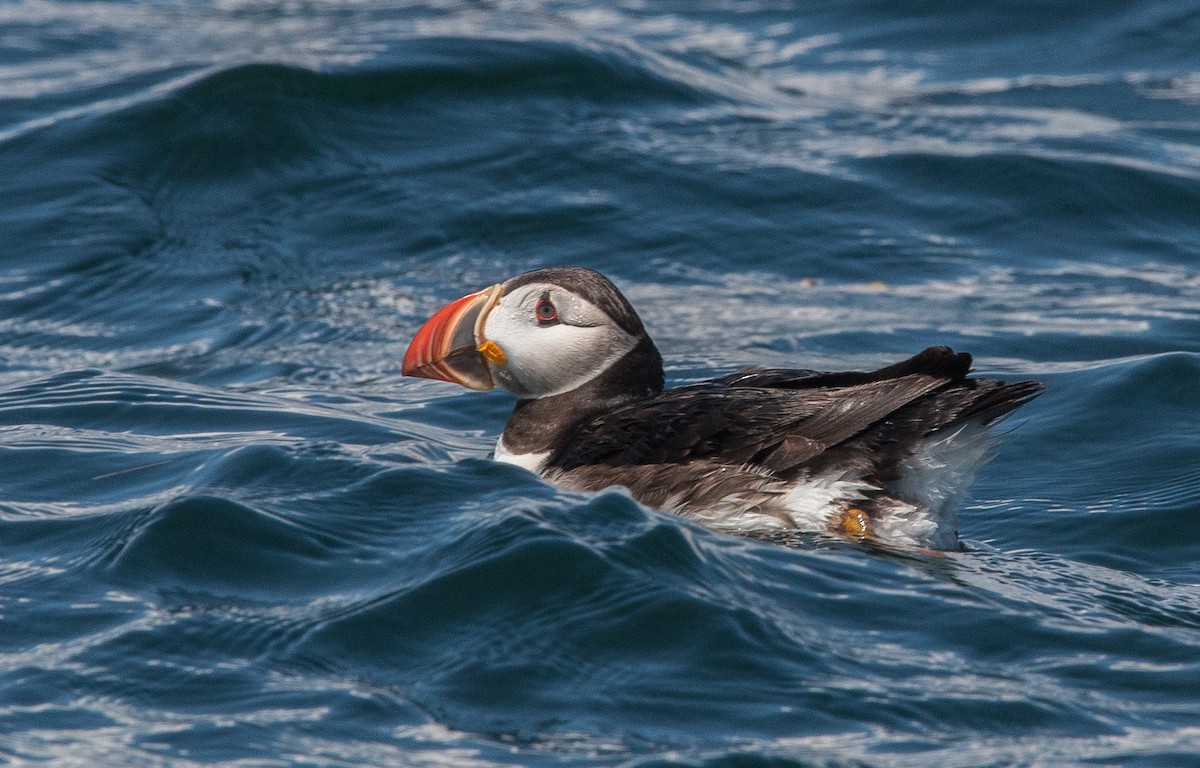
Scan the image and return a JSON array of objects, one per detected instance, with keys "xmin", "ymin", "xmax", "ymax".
[{"xmin": 2, "ymin": 2, "xmax": 1199, "ymax": 766}]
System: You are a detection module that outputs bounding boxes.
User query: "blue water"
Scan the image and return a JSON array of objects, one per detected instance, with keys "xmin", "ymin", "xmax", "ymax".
[{"xmin": 2, "ymin": 2, "xmax": 1199, "ymax": 765}]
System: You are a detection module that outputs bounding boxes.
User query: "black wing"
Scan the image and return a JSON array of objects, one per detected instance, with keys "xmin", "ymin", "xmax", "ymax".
[
  {"xmin": 547, "ymin": 347, "xmax": 1040, "ymax": 477},
  {"xmin": 712, "ymin": 345, "xmax": 973, "ymax": 389}
]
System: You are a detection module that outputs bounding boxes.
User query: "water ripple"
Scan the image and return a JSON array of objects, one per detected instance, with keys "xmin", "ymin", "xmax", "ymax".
[{"xmin": 1, "ymin": 1, "xmax": 1198, "ymax": 765}]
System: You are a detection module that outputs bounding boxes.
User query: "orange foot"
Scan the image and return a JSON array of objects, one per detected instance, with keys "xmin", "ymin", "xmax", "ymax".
[{"xmin": 836, "ymin": 507, "xmax": 871, "ymax": 541}]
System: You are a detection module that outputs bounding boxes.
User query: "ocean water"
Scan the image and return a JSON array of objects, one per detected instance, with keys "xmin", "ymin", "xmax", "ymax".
[{"xmin": 2, "ymin": 1, "xmax": 1199, "ymax": 765}]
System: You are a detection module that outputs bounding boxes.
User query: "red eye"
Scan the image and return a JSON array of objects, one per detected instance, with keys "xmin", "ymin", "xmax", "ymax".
[{"xmin": 535, "ymin": 294, "xmax": 558, "ymax": 323}]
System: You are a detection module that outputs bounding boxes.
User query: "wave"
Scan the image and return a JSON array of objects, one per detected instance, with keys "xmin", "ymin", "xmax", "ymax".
[
  {"xmin": 2, "ymin": 17, "xmax": 1195, "ymax": 389},
  {"xmin": 2, "ymin": 361, "xmax": 1197, "ymax": 763},
  {"xmin": 3, "ymin": 32, "xmax": 719, "ymax": 145},
  {"xmin": 1, "ymin": 4, "xmax": 1197, "ymax": 764}
]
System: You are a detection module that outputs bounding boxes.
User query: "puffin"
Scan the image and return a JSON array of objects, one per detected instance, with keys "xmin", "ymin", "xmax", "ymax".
[{"xmin": 402, "ymin": 267, "xmax": 1042, "ymax": 550}]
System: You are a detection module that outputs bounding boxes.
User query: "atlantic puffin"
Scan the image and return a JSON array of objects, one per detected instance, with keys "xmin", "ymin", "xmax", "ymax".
[{"xmin": 403, "ymin": 267, "xmax": 1042, "ymax": 550}]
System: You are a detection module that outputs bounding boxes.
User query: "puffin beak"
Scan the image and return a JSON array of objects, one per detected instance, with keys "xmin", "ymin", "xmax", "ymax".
[{"xmin": 403, "ymin": 284, "xmax": 506, "ymax": 390}]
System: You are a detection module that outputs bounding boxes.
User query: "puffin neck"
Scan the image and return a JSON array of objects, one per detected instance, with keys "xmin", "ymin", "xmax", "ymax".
[{"xmin": 500, "ymin": 334, "xmax": 663, "ymax": 456}]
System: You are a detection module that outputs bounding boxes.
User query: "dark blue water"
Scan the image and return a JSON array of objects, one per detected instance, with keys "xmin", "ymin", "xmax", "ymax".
[{"xmin": 2, "ymin": 2, "xmax": 1199, "ymax": 765}]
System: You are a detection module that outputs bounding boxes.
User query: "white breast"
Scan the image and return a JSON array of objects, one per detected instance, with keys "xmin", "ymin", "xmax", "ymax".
[{"xmin": 493, "ymin": 436, "xmax": 550, "ymax": 473}]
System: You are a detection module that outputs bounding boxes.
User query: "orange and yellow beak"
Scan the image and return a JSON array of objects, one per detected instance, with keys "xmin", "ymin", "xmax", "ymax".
[{"xmin": 402, "ymin": 284, "xmax": 507, "ymax": 390}]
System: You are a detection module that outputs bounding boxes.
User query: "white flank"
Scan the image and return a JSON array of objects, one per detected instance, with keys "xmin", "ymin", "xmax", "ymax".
[
  {"xmin": 775, "ymin": 419, "xmax": 995, "ymax": 549},
  {"xmin": 882, "ymin": 419, "xmax": 995, "ymax": 549},
  {"xmin": 780, "ymin": 474, "xmax": 876, "ymax": 531},
  {"xmin": 494, "ymin": 418, "xmax": 997, "ymax": 551},
  {"xmin": 895, "ymin": 420, "xmax": 993, "ymax": 514}
]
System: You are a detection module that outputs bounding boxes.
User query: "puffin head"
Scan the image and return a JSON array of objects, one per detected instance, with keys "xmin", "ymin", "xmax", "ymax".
[{"xmin": 403, "ymin": 267, "xmax": 658, "ymax": 399}]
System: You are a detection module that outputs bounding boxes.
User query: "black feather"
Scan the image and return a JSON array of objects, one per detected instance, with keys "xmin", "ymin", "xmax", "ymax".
[{"xmin": 542, "ymin": 347, "xmax": 1040, "ymax": 482}]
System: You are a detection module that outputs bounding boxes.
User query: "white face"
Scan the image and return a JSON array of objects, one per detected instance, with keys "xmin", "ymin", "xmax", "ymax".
[{"xmin": 480, "ymin": 281, "xmax": 639, "ymax": 398}]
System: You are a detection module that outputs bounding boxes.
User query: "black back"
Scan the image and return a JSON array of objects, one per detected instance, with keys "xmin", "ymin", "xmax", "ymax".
[{"xmin": 537, "ymin": 346, "xmax": 1042, "ymax": 481}]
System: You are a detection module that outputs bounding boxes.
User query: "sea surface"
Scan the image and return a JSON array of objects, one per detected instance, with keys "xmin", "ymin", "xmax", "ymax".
[{"xmin": 2, "ymin": 1, "xmax": 1199, "ymax": 766}]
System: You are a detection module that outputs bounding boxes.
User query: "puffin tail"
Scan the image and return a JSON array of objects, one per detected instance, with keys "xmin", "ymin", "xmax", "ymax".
[{"xmin": 954, "ymin": 378, "xmax": 1045, "ymax": 427}]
